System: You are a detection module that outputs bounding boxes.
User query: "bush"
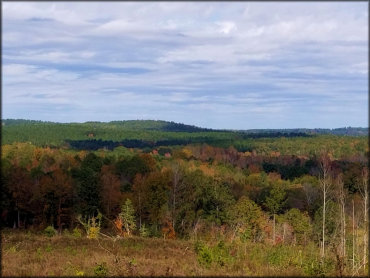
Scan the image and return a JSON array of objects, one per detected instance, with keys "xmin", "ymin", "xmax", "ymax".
[
  {"xmin": 73, "ymin": 227, "xmax": 82, "ymax": 238},
  {"xmin": 194, "ymin": 240, "xmax": 206, "ymax": 253},
  {"xmin": 139, "ymin": 224, "xmax": 150, "ymax": 238},
  {"xmin": 194, "ymin": 241, "xmax": 212, "ymax": 267},
  {"xmin": 198, "ymin": 245, "xmax": 213, "ymax": 268},
  {"xmin": 302, "ymin": 257, "xmax": 335, "ymax": 276},
  {"xmin": 88, "ymin": 227, "xmax": 100, "ymax": 239},
  {"xmin": 148, "ymin": 225, "xmax": 161, "ymax": 238},
  {"xmin": 212, "ymin": 240, "xmax": 233, "ymax": 267},
  {"xmin": 45, "ymin": 244, "xmax": 53, "ymax": 252},
  {"xmin": 267, "ymin": 245, "xmax": 292, "ymax": 268},
  {"xmin": 194, "ymin": 240, "xmax": 233, "ymax": 268},
  {"xmin": 94, "ymin": 262, "xmax": 108, "ymax": 277},
  {"xmin": 77, "ymin": 212, "xmax": 102, "ymax": 239},
  {"xmin": 62, "ymin": 229, "xmax": 71, "ymax": 237},
  {"xmin": 44, "ymin": 226, "xmax": 57, "ymax": 237}
]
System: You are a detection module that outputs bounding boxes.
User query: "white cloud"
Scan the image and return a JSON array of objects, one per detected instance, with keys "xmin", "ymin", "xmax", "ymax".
[
  {"xmin": 3, "ymin": 64, "xmax": 36, "ymax": 75},
  {"xmin": 217, "ymin": 21, "xmax": 237, "ymax": 34},
  {"xmin": 2, "ymin": 2, "xmax": 368, "ymax": 128}
]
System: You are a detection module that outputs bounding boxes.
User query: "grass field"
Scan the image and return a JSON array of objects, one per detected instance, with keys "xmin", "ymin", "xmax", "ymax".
[{"xmin": 2, "ymin": 229, "xmax": 337, "ymax": 277}]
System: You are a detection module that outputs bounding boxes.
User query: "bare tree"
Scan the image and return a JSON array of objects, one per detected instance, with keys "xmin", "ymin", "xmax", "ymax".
[
  {"xmin": 334, "ymin": 174, "xmax": 347, "ymax": 271},
  {"xmin": 318, "ymin": 152, "xmax": 333, "ymax": 259},
  {"xmin": 358, "ymin": 167, "xmax": 368, "ymax": 273},
  {"xmin": 352, "ymin": 199, "xmax": 356, "ymax": 273}
]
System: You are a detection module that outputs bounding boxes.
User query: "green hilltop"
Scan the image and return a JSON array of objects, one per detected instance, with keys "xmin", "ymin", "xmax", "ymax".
[{"xmin": 1, "ymin": 119, "xmax": 368, "ymax": 158}]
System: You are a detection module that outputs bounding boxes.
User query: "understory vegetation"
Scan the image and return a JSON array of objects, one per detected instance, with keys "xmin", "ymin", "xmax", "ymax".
[{"xmin": 2, "ymin": 229, "xmax": 346, "ymax": 276}]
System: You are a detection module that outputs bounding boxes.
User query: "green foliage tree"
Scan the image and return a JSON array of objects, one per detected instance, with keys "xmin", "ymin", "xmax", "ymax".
[
  {"xmin": 264, "ymin": 184, "xmax": 287, "ymax": 244},
  {"xmin": 229, "ymin": 196, "xmax": 265, "ymax": 242},
  {"xmin": 282, "ymin": 208, "xmax": 311, "ymax": 245},
  {"xmin": 313, "ymin": 200, "xmax": 340, "ymax": 246},
  {"xmin": 141, "ymin": 170, "xmax": 170, "ymax": 231},
  {"xmin": 206, "ymin": 179, "xmax": 235, "ymax": 225},
  {"xmin": 73, "ymin": 153, "xmax": 103, "ymax": 217}
]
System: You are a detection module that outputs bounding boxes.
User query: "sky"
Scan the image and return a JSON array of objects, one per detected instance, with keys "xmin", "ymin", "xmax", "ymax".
[{"xmin": 2, "ymin": 2, "xmax": 368, "ymax": 129}]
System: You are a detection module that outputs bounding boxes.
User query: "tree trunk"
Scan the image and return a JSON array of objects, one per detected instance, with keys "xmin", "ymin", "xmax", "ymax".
[
  {"xmin": 352, "ymin": 199, "xmax": 355, "ymax": 272},
  {"xmin": 273, "ymin": 214, "xmax": 276, "ymax": 245},
  {"xmin": 172, "ymin": 187, "xmax": 176, "ymax": 229},
  {"xmin": 57, "ymin": 198, "xmax": 62, "ymax": 234},
  {"xmin": 138, "ymin": 194, "xmax": 141, "ymax": 229},
  {"xmin": 361, "ymin": 168, "xmax": 368, "ymax": 272},
  {"xmin": 337, "ymin": 175, "xmax": 346, "ymax": 260},
  {"xmin": 363, "ymin": 193, "xmax": 367, "ymax": 273},
  {"xmin": 322, "ymin": 188, "xmax": 326, "ymax": 258},
  {"xmin": 107, "ymin": 197, "xmax": 110, "ymax": 219},
  {"xmin": 319, "ymin": 153, "xmax": 331, "ymax": 260},
  {"xmin": 17, "ymin": 209, "xmax": 20, "ymax": 229},
  {"xmin": 342, "ymin": 205, "xmax": 346, "ymax": 258}
]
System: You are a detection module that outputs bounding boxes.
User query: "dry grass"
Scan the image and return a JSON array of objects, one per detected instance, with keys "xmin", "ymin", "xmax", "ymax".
[
  {"xmin": 1, "ymin": 229, "xmax": 333, "ymax": 277},
  {"xmin": 2, "ymin": 229, "xmax": 215, "ymax": 276}
]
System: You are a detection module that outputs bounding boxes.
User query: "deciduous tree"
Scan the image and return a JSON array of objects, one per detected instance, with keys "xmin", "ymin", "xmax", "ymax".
[{"xmin": 264, "ymin": 183, "xmax": 287, "ymax": 244}]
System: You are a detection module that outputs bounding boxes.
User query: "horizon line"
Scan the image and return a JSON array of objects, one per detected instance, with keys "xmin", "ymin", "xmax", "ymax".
[{"xmin": 2, "ymin": 118, "xmax": 368, "ymax": 131}]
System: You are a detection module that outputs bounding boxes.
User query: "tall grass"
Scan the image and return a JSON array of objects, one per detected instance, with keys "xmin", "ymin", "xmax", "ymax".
[{"xmin": 2, "ymin": 229, "xmax": 344, "ymax": 276}]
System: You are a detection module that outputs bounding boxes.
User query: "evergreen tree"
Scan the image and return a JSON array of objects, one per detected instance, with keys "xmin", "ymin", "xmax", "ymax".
[
  {"xmin": 119, "ymin": 199, "xmax": 136, "ymax": 236},
  {"xmin": 73, "ymin": 153, "xmax": 103, "ymax": 217}
]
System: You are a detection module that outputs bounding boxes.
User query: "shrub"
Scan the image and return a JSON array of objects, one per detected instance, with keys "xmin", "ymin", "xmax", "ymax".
[
  {"xmin": 148, "ymin": 225, "xmax": 162, "ymax": 238},
  {"xmin": 73, "ymin": 227, "xmax": 82, "ymax": 238},
  {"xmin": 194, "ymin": 240, "xmax": 233, "ymax": 268},
  {"xmin": 161, "ymin": 219, "xmax": 176, "ymax": 239},
  {"xmin": 212, "ymin": 240, "xmax": 233, "ymax": 267},
  {"xmin": 194, "ymin": 241, "xmax": 212, "ymax": 267},
  {"xmin": 302, "ymin": 257, "xmax": 335, "ymax": 276},
  {"xmin": 77, "ymin": 211, "xmax": 102, "ymax": 239},
  {"xmin": 87, "ymin": 227, "xmax": 100, "ymax": 239},
  {"xmin": 198, "ymin": 245, "xmax": 213, "ymax": 268},
  {"xmin": 44, "ymin": 226, "xmax": 57, "ymax": 237},
  {"xmin": 45, "ymin": 244, "xmax": 53, "ymax": 252},
  {"xmin": 139, "ymin": 224, "xmax": 150, "ymax": 238},
  {"xmin": 94, "ymin": 262, "xmax": 108, "ymax": 277},
  {"xmin": 63, "ymin": 229, "xmax": 71, "ymax": 237},
  {"xmin": 36, "ymin": 247, "xmax": 43, "ymax": 258},
  {"xmin": 194, "ymin": 240, "xmax": 206, "ymax": 253},
  {"xmin": 266, "ymin": 245, "xmax": 292, "ymax": 268}
]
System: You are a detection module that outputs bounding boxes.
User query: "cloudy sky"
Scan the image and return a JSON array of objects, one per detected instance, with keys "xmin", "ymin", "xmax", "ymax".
[{"xmin": 2, "ymin": 2, "xmax": 368, "ymax": 129}]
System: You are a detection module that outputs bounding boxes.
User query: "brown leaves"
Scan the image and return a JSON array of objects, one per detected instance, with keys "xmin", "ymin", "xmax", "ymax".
[
  {"xmin": 162, "ymin": 218, "xmax": 176, "ymax": 240},
  {"xmin": 114, "ymin": 217, "xmax": 125, "ymax": 237}
]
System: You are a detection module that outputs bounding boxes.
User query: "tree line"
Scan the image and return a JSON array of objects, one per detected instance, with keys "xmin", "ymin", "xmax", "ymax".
[{"xmin": 1, "ymin": 141, "xmax": 368, "ymax": 275}]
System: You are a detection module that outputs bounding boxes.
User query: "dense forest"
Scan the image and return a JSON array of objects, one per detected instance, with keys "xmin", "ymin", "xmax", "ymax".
[
  {"xmin": 1, "ymin": 120, "xmax": 368, "ymax": 276},
  {"xmin": 2, "ymin": 119, "xmax": 368, "ymax": 157}
]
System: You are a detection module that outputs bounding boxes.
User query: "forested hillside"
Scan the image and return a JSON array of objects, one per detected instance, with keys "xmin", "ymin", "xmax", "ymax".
[
  {"xmin": 2, "ymin": 133, "xmax": 368, "ymax": 276},
  {"xmin": 1, "ymin": 120, "xmax": 368, "ymax": 276},
  {"xmin": 1, "ymin": 119, "xmax": 368, "ymax": 159}
]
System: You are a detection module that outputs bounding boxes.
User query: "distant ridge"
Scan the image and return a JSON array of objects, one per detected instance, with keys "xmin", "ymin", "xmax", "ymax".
[
  {"xmin": 2, "ymin": 119, "xmax": 368, "ymax": 136},
  {"xmin": 2, "ymin": 119, "xmax": 213, "ymax": 133},
  {"xmin": 239, "ymin": 127, "xmax": 369, "ymax": 136}
]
